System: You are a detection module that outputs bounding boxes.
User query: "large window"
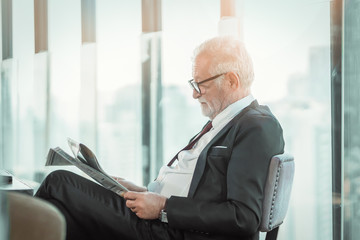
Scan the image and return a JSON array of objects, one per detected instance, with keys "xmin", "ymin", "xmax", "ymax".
[{"xmin": 0, "ymin": 1, "xmax": 339, "ymax": 239}]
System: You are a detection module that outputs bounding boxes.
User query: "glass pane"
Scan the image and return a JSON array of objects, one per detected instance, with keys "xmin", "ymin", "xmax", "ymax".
[
  {"xmin": 33, "ymin": 52, "xmax": 49, "ymax": 173},
  {"xmin": 8, "ymin": 0, "xmax": 35, "ymax": 179},
  {"xmin": 343, "ymin": 0, "xmax": 360, "ymax": 239},
  {"xmin": 96, "ymin": 0, "xmax": 142, "ymax": 183},
  {"xmin": 243, "ymin": 1, "xmax": 332, "ymax": 239},
  {"xmin": 0, "ymin": 59, "xmax": 18, "ymax": 171},
  {"xmin": 47, "ymin": 0, "xmax": 82, "ymax": 151}
]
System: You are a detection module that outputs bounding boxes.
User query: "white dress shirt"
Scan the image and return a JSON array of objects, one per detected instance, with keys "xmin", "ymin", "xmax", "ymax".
[{"xmin": 148, "ymin": 94, "xmax": 255, "ymax": 198}]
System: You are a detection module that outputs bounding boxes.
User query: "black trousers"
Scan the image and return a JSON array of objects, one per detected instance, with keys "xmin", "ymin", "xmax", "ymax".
[{"xmin": 35, "ymin": 170, "xmax": 183, "ymax": 240}]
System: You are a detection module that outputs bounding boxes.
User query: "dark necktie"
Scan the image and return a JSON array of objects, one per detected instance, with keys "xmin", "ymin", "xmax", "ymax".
[{"xmin": 167, "ymin": 121, "xmax": 213, "ymax": 166}]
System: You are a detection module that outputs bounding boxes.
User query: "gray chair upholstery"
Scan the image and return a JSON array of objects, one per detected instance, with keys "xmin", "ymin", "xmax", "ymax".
[{"xmin": 260, "ymin": 153, "xmax": 295, "ymax": 239}]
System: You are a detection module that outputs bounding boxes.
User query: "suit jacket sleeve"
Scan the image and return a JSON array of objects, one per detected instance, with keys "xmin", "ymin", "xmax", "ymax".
[{"xmin": 166, "ymin": 109, "xmax": 284, "ymax": 237}]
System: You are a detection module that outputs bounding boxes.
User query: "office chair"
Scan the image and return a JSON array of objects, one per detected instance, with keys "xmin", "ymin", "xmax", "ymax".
[{"xmin": 260, "ymin": 153, "xmax": 295, "ymax": 240}]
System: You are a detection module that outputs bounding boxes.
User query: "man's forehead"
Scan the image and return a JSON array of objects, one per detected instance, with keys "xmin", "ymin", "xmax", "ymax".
[{"xmin": 193, "ymin": 54, "xmax": 211, "ymax": 77}]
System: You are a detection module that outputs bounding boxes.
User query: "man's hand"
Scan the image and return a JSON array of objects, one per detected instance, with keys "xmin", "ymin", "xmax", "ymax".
[
  {"xmin": 112, "ymin": 177, "xmax": 147, "ymax": 192},
  {"xmin": 124, "ymin": 191, "xmax": 167, "ymax": 219}
]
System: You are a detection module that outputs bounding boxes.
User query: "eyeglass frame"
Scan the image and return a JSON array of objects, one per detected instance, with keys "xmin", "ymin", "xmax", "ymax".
[{"xmin": 188, "ymin": 73, "xmax": 226, "ymax": 94}]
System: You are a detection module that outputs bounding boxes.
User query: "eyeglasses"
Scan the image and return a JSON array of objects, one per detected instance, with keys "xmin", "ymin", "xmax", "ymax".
[{"xmin": 188, "ymin": 73, "xmax": 225, "ymax": 94}]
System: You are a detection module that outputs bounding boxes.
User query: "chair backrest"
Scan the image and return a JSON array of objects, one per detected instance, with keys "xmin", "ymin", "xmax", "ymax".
[
  {"xmin": 260, "ymin": 153, "xmax": 295, "ymax": 238},
  {"xmin": 8, "ymin": 192, "xmax": 66, "ymax": 240}
]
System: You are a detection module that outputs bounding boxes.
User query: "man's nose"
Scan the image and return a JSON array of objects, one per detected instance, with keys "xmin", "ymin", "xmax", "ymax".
[{"xmin": 192, "ymin": 89, "xmax": 201, "ymax": 99}]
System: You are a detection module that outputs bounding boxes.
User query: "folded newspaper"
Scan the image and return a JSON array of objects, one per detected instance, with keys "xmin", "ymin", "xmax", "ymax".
[{"xmin": 45, "ymin": 138, "xmax": 128, "ymax": 196}]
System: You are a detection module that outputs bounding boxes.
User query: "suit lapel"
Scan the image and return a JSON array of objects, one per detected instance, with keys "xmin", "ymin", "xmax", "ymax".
[{"xmin": 187, "ymin": 100, "xmax": 259, "ymax": 198}]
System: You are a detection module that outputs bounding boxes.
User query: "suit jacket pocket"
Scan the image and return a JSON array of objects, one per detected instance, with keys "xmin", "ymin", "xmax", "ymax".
[
  {"xmin": 208, "ymin": 146, "xmax": 231, "ymax": 157},
  {"xmin": 206, "ymin": 146, "xmax": 231, "ymax": 180}
]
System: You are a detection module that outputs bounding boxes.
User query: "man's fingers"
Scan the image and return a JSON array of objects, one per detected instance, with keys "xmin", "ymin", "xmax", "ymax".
[
  {"xmin": 126, "ymin": 199, "xmax": 136, "ymax": 209},
  {"xmin": 124, "ymin": 191, "xmax": 162, "ymax": 219},
  {"xmin": 124, "ymin": 191, "xmax": 139, "ymax": 200},
  {"xmin": 112, "ymin": 176, "xmax": 124, "ymax": 181}
]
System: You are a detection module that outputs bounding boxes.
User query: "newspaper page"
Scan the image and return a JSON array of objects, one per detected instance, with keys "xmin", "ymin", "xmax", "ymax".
[{"xmin": 46, "ymin": 139, "xmax": 128, "ymax": 196}]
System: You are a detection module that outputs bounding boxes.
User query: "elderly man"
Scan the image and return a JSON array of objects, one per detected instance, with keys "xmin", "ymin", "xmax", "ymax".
[{"xmin": 36, "ymin": 36, "xmax": 284, "ymax": 240}]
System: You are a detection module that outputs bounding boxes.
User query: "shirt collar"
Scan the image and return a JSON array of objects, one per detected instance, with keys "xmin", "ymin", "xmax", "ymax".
[{"xmin": 212, "ymin": 94, "xmax": 255, "ymax": 129}]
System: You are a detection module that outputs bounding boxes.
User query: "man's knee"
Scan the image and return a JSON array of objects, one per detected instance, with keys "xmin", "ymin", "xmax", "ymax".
[
  {"xmin": 36, "ymin": 170, "xmax": 78, "ymax": 197},
  {"xmin": 47, "ymin": 170, "xmax": 77, "ymax": 181},
  {"xmin": 42, "ymin": 170, "xmax": 72, "ymax": 186}
]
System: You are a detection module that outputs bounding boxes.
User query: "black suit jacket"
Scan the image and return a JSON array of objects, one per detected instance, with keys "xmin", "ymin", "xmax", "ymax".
[{"xmin": 166, "ymin": 100, "xmax": 285, "ymax": 240}]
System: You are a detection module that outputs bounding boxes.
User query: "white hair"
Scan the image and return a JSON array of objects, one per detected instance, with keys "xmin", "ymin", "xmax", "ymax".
[{"xmin": 192, "ymin": 36, "xmax": 255, "ymax": 91}]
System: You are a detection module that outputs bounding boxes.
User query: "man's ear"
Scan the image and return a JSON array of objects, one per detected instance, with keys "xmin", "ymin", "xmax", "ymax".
[{"xmin": 227, "ymin": 72, "xmax": 241, "ymax": 89}]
